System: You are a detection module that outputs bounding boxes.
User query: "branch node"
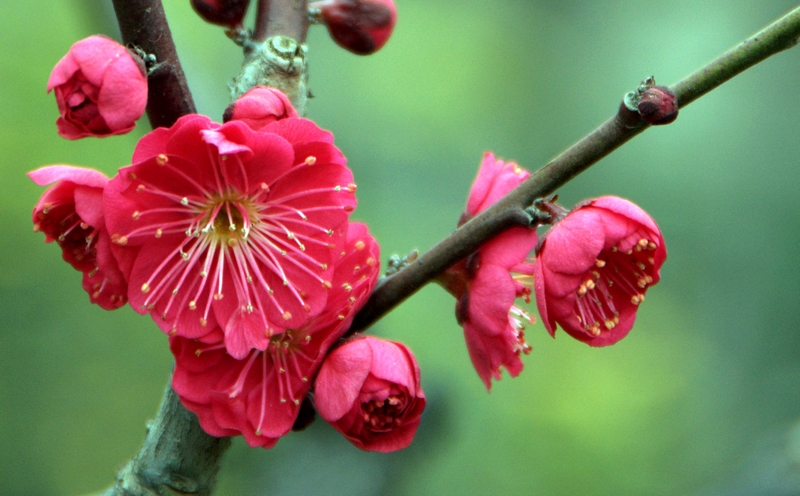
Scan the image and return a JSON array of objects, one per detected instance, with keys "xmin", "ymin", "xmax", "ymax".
[{"xmin": 229, "ymin": 36, "xmax": 309, "ymax": 113}]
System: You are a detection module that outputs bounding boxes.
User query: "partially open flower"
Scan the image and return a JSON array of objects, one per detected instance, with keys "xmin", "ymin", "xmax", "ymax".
[
  {"xmin": 533, "ymin": 196, "xmax": 666, "ymax": 346},
  {"xmin": 310, "ymin": 0, "xmax": 397, "ymax": 55},
  {"xmin": 223, "ymin": 87, "xmax": 299, "ymax": 131},
  {"xmin": 105, "ymin": 114, "xmax": 357, "ymax": 357},
  {"xmin": 171, "ymin": 222, "xmax": 380, "ymax": 448},
  {"xmin": 191, "ymin": 0, "xmax": 250, "ymax": 28},
  {"xmin": 29, "ymin": 165, "xmax": 127, "ymax": 310},
  {"xmin": 438, "ymin": 153, "xmax": 537, "ymax": 390},
  {"xmin": 314, "ymin": 336, "xmax": 425, "ymax": 452},
  {"xmin": 48, "ymin": 35, "xmax": 147, "ymax": 139}
]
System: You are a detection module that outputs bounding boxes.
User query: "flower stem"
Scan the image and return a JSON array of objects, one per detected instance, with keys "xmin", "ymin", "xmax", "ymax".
[{"xmin": 348, "ymin": 4, "xmax": 800, "ymax": 333}]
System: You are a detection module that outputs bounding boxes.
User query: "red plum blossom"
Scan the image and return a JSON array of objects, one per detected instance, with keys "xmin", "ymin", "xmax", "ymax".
[
  {"xmin": 533, "ymin": 196, "xmax": 666, "ymax": 346},
  {"xmin": 314, "ymin": 335, "xmax": 425, "ymax": 452},
  {"xmin": 439, "ymin": 153, "xmax": 537, "ymax": 390},
  {"xmin": 170, "ymin": 222, "xmax": 380, "ymax": 447},
  {"xmin": 29, "ymin": 165, "xmax": 127, "ymax": 310},
  {"xmin": 48, "ymin": 35, "xmax": 147, "ymax": 139},
  {"xmin": 311, "ymin": 0, "xmax": 397, "ymax": 55},
  {"xmin": 105, "ymin": 114, "xmax": 357, "ymax": 358}
]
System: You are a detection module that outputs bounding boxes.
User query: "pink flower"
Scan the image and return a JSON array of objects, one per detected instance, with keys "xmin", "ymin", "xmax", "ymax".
[
  {"xmin": 222, "ymin": 87, "xmax": 299, "ymax": 131},
  {"xmin": 29, "ymin": 165, "xmax": 127, "ymax": 310},
  {"xmin": 48, "ymin": 35, "xmax": 147, "ymax": 139},
  {"xmin": 438, "ymin": 153, "xmax": 537, "ymax": 390},
  {"xmin": 533, "ymin": 196, "xmax": 667, "ymax": 346},
  {"xmin": 105, "ymin": 114, "xmax": 358, "ymax": 358},
  {"xmin": 311, "ymin": 0, "xmax": 397, "ymax": 55},
  {"xmin": 170, "ymin": 222, "xmax": 380, "ymax": 447},
  {"xmin": 314, "ymin": 336, "xmax": 425, "ymax": 452}
]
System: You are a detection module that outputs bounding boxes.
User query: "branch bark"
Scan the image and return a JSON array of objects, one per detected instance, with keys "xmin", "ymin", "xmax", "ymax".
[
  {"xmin": 112, "ymin": 0, "xmax": 196, "ymax": 128},
  {"xmin": 348, "ymin": 4, "xmax": 800, "ymax": 333}
]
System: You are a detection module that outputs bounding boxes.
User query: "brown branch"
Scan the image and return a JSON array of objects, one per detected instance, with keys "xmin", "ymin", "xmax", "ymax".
[
  {"xmin": 253, "ymin": 0, "xmax": 309, "ymax": 42},
  {"xmin": 112, "ymin": 0, "xmax": 196, "ymax": 129},
  {"xmin": 348, "ymin": 4, "xmax": 800, "ymax": 333}
]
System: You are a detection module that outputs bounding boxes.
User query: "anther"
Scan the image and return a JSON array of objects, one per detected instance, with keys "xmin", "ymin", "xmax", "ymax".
[
  {"xmin": 141, "ymin": 283, "xmax": 151, "ymax": 293},
  {"xmin": 355, "ymin": 240, "xmax": 365, "ymax": 251},
  {"xmin": 304, "ymin": 156, "xmax": 316, "ymax": 165},
  {"xmin": 180, "ymin": 197, "xmax": 189, "ymax": 206},
  {"xmin": 136, "ymin": 184, "xmax": 145, "ymax": 193},
  {"xmin": 282, "ymin": 311, "xmax": 292, "ymax": 320},
  {"xmin": 214, "ymin": 293, "xmax": 224, "ymax": 300},
  {"xmin": 129, "ymin": 173, "xmax": 137, "ymax": 180},
  {"xmin": 345, "ymin": 183, "xmax": 357, "ymax": 193},
  {"xmin": 155, "ymin": 229, "xmax": 162, "ymax": 238},
  {"xmin": 156, "ymin": 154, "xmax": 169, "ymax": 166},
  {"xmin": 200, "ymin": 318, "xmax": 207, "ymax": 327},
  {"xmin": 111, "ymin": 234, "xmax": 128, "ymax": 245},
  {"xmin": 595, "ymin": 259, "xmax": 606, "ymax": 267},
  {"xmin": 189, "ymin": 301, "xmax": 197, "ymax": 310}
]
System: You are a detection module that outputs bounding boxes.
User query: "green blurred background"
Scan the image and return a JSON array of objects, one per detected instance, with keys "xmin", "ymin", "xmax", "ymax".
[{"xmin": 2, "ymin": 0, "xmax": 800, "ymax": 494}]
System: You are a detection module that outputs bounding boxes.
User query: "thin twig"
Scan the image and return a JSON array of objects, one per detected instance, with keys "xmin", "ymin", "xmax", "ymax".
[{"xmin": 348, "ymin": 4, "xmax": 800, "ymax": 333}]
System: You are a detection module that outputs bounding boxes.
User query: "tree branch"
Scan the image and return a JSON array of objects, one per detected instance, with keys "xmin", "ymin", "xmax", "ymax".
[
  {"xmin": 112, "ymin": 0, "xmax": 196, "ymax": 128},
  {"xmin": 253, "ymin": 0, "xmax": 309, "ymax": 42},
  {"xmin": 348, "ymin": 4, "xmax": 800, "ymax": 333}
]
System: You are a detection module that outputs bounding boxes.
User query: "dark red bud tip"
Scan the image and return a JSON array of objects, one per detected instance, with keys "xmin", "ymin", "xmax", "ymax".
[
  {"xmin": 311, "ymin": 0, "xmax": 397, "ymax": 55},
  {"xmin": 637, "ymin": 85, "xmax": 678, "ymax": 125},
  {"xmin": 191, "ymin": 0, "xmax": 250, "ymax": 28}
]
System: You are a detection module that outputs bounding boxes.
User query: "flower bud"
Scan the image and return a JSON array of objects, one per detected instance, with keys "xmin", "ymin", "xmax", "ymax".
[
  {"xmin": 310, "ymin": 0, "xmax": 397, "ymax": 55},
  {"xmin": 637, "ymin": 85, "xmax": 678, "ymax": 125},
  {"xmin": 314, "ymin": 336, "xmax": 425, "ymax": 452},
  {"xmin": 222, "ymin": 86, "xmax": 298, "ymax": 130},
  {"xmin": 47, "ymin": 35, "xmax": 148, "ymax": 139},
  {"xmin": 191, "ymin": 0, "xmax": 250, "ymax": 28}
]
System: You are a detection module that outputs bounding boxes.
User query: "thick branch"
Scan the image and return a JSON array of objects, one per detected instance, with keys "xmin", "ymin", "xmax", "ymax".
[
  {"xmin": 112, "ymin": 0, "xmax": 196, "ymax": 128},
  {"xmin": 98, "ymin": 381, "xmax": 231, "ymax": 496},
  {"xmin": 349, "ymin": 4, "xmax": 800, "ymax": 333}
]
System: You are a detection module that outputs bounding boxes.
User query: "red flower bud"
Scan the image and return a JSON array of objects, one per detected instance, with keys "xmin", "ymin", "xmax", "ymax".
[
  {"xmin": 637, "ymin": 85, "xmax": 678, "ymax": 125},
  {"xmin": 191, "ymin": 0, "xmax": 250, "ymax": 28},
  {"xmin": 314, "ymin": 336, "xmax": 425, "ymax": 452},
  {"xmin": 310, "ymin": 0, "xmax": 397, "ymax": 55},
  {"xmin": 222, "ymin": 86, "xmax": 299, "ymax": 130},
  {"xmin": 47, "ymin": 35, "xmax": 148, "ymax": 139}
]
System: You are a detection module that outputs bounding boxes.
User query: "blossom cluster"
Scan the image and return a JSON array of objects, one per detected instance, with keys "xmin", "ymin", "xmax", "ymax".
[{"xmin": 32, "ymin": 31, "xmax": 667, "ymax": 453}]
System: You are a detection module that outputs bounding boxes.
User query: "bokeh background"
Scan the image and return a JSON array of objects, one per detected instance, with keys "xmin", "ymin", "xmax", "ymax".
[{"xmin": 2, "ymin": 0, "xmax": 800, "ymax": 494}]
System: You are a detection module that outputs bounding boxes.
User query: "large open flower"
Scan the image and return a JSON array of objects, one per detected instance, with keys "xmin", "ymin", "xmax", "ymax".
[
  {"xmin": 105, "ymin": 114, "xmax": 357, "ymax": 358},
  {"xmin": 439, "ymin": 153, "xmax": 537, "ymax": 390},
  {"xmin": 533, "ymin": 196, "xmax": 666, "ymax": 346},
  {"xmin": 170, "ymin": 222, "xmax": 380, "ymax": 447}
]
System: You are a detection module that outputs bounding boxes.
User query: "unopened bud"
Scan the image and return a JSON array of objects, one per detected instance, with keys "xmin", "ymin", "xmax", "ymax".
[
  {"xmin": 223, "ymin": 86, "xmax": 299, "ymax": 130},
  {"xmin": 637, "ymin": 85, "xmax": 678, "ymax": 125},
  {"xmin": 310, "ymin": 0, "xmax": 397, "ymax": 55},
  {"xmin": 191, "ymin": 0, "xmax": 250, "ymax": 28}
]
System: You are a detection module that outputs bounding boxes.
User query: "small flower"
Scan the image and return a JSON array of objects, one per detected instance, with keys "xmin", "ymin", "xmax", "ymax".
[
  {"xmin": 533, "ymin": 196, "xmax": 667, "ymax": 346},
  {"xmin": 105, "ymin": 114, "xmax": 358, "ymax": 358},
  {"xmin": 29, "ymin": 165, "xmax": 127, "ymax": 310},
  {"xmin": 438, "ymin": 153, "xmax": 537, "ymax": 390},
  {"xmin": 48, "ymin": 35, "xmax": 147, "ymax": 139},
  {"xmin": 170, "ymin": 222, "xmax": 380, "ymax": 447},
  {"xmin": 191, "ymin": 0, "xmax": 250, "ymax": 28},
  {"xmin": 222, "ymin": 87, "xmax": 299, "ymax": 131},
  {"xmin": 314, "ymin": 336, "xmax": 425, "ymax": 452},
  {"xmin": 310, "ymin": 0, "xmax": 397, "ymax": 55}
]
